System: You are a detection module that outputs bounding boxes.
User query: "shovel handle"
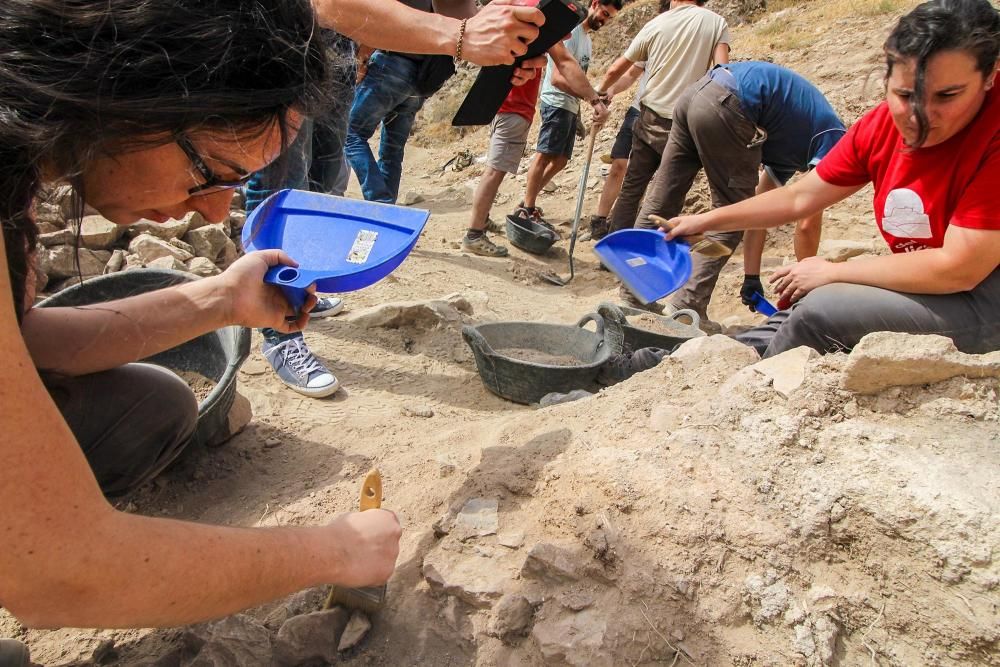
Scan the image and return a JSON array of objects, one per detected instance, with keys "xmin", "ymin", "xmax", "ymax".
[{"xmin": 264, "ymin": 265, "xmax": 308, "ymax": 314}]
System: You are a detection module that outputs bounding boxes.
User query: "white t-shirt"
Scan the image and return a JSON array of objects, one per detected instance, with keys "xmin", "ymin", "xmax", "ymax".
[
  {"xmin": 540, "ymin": 25, "xmax": 592, "ymax": 115},
  {"xmin": 624, "ymin": 4, "xmax": 731, "ymax": 118}
]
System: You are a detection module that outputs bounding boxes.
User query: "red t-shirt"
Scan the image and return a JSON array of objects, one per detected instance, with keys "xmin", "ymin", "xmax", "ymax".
[
  {"xmin": 498, "ymin": 70, "xmax": 543, "ymax": 123},
  {"xmin": 816, "ymin": 87, "xmax": 1000, "ymax": 253}
]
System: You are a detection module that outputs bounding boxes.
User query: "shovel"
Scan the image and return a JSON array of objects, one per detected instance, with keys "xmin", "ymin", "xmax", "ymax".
[{"xmin": 540, "ymin": 122, "xmax": 599, "ymax": 287}]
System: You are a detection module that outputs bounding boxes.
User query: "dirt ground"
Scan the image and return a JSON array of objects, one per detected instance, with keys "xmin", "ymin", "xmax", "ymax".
[{"xmin": 5, "ymin": 1, "xmax": 998, "ymax": 665}]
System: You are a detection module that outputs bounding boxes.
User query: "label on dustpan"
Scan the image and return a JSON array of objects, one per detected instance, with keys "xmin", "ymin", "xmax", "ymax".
[
  {"xmin": 626, "ymin": 257, "xmax": 647, "ymax": 268},
  {"xmin": 347, "ymin": 230, "xmax": 379, "ymax": 264}
]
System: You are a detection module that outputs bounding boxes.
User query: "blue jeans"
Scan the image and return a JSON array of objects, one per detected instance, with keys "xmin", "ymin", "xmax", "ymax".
[{"xmin": 345, "ymin": 51, "xmax": 426, "ymax": 203}]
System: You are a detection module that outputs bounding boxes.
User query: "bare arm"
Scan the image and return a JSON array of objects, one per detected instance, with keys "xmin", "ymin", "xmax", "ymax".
[
  {"xmin": 597, "ymin": 55, "xmax": 634, "ymax": 94},
  {"xmin": 22, "ymin": 250, "xmax": 309, "ymax": 376},
  {"xmin": 0, "ymin": 234, "xmax": 401, "ymax": 628},
  {"xmin": 605, "ymin": 64, "xmax": 644, "ymax": 99},
  {"xmin": 714, "ymin": 41, "xmax": 730, "ymax": 66},
  {"xmin": 667, "ymin": 170, "xmax": 863, "ymax": 237},
  {"xmin": 312, "ymin": 0, "xmax": 544, "ymax": 66},
  {"xmin": 742, "ymin": 170, "xmax": 779, "ymax": 275},
  {"xmin": 549, "ymin": 41, "xmax": 599, "ymax": 102}
]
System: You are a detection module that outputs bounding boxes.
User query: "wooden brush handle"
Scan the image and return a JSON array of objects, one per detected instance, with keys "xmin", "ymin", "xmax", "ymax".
[
  {"xmin": 646, "ymin": 214, "xmax": 707, "ymax": 244},
  {"xmin": 359, "ymin": 469, "xmax": 382, "ymax": 511}
]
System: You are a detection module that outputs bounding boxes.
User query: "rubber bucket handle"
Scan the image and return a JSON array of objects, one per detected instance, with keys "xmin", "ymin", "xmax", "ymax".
[{"xmin": 264, "ymin": 265, "xmax": 311, "ymax": 313}]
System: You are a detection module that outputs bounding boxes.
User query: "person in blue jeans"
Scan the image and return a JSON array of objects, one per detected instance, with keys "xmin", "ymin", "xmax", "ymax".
[
  {"xmin": 246, "ymin": 33, "xmax": 356, "ymax": 398},
  {"xmin": 345, "ymin": 50, "xmax": 428, "ymax": 203}
]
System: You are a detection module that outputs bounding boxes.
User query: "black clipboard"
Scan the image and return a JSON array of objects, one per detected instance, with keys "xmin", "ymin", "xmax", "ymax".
[{"xmin": 451, "ymin": 0, "xmax": 587, "ymax": 127}]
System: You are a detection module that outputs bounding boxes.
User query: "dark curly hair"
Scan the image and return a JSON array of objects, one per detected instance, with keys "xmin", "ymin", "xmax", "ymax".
[
  {"xmin": 885, "ymin": 0, "xmax": 1000, "ymax": 147},
  {"xmin": 0, "ymin": 0, "xmax": 336, "ymax": 322}
]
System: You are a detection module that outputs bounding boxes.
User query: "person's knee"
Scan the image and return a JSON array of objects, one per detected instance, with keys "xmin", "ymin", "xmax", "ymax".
[{"xmin": 773, "ymin": 284, "xmax": 860, "ymax": 354}]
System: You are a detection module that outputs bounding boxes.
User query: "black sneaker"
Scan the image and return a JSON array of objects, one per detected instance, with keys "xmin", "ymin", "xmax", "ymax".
[{"xmin": 596, "ymin": 348, "xmax": 669, "ymax": 386}]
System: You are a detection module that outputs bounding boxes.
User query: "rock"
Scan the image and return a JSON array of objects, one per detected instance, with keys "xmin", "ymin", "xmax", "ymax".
[
  {"xmin": 185, "ymin": 224, "xmax": 231, "ymax": 261},
  {"xmin": 422, "ymin": 549, "xmax": 510, "ymax": 607},
  {"xmin": 453, "ymin": 497, "xmax": 499, "ymax": 541},
  {"xmin": 531, "ymin": 609, "xmax": 610, "ymax": 667},
  {"xmin": 124, "ymin": 253, "xmax": 144, "ymax": 270},
  {"xmin": 542, "ymin": 181, "xmax": 558, "ymax": 193},
  {"xmin": 217, "ymin": 237, "xmax": 240, "ymax": 269},
  {"xmin": 337, "ymin": 611, "xmax": 372, "ymax": 651},
  {"xmin": 146, "ymin": 255, "xmax": 189, "ymax": 272},
  {"xmin": 183, "ymin": 211, "xmax": 212, "ymax": 232},
  {"xmin": 748, "ymin": 346, "xmax": 818, "ymax": 398},
  {"xmin": 206, "ymin": 391, "xmax": 253, "ymax": 447},
  {"xmin": 263, "ymin": 605, "xmax": 291, "ymax": 631},
  {"xmin": 744, "ymin": 574, "xmax": 790, "ymax": 625},
  {"xmin": 26, "ymin": 630, "xmax": 115, "ymax": 667},
  {"xmin": 273, "ymin": 607, "xmax": 350, "ymax": 666},
  {"xmin": 670, "ymin": 334, "xmax": 760, "ymax": 370},
  {"xmin": 38, "ymin": 245, "xmax": 110, "ymax": 279},
  {"xmin": 80, "ymin": 215, "xmax": 125, "ymax": 249},
  {"xmin": 489, "ymin": 594, "xmax": 534, "ymax": 643},
  {"xmin": 345, "ymin": 293, "xmax": 474, "ymax": 330},
  {"xmin": 104, "ymin": 249, "xmax": 127, "ymax": 274},
  {"xmin": 401, "ymin": 405, "xmax": 435, "ymax": 418},
  {"xmin": 170, "ymin": 237, "xmax": 196, "ymax": 255},
  {"xmin": 522, "ymin": 542, "xmax": 582, "ymax": 584},
  {"xmin": 399, "ymin": 190, "xmax": 424, "ymax": 206},
  {"xmin": 187, "ymin": 614, "xmax": 272, "ymax": 667},
  {"xmin": 128, "ymin": 217, "xmax": 190, "ymax": 240},
  {"xmin": 129, "ymin": 233, "xmax": 193, "ymax": 264},
  {"xmin": 228, "ymin": 210, "xmax": 247, "ymax": 234},
  {"xmin": 538, "ymin": 389, "xmax": 593, "ymax": 407},
  {"xmin": 186, "ymin": 256, "xmax": 222, "ymax": 277},
  {"xmin": 841, "ymin": 332, "xmax": 1000, "ymax": 394},
  {"xmin": 498, "ymin": 531, "xmax": 525, "ymax": 549},
  {"xmin": 819, "ymin": 239, "xmax": 873, "ymax": 262},
  {"xmin": 559, "ymin": 590, "xmax": 595, "ymax": 612},
  {"xmin": 39, "ymin": 229, "xmax": 76, "ymax": 246}
]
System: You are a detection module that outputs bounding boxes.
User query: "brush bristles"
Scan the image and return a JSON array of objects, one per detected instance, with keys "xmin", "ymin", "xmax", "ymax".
[{"xmin": 324, "ymin": 584, "xmax": 387, "ymax": 614}]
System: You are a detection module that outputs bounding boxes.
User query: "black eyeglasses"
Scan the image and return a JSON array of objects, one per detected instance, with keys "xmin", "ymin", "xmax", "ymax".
[{"xmin": 176, "ymin": 134, "xmax": 253, "ymax": 197}]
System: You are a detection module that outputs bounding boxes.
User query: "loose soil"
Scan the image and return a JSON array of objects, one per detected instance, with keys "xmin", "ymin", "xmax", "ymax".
[
  {"xmin": 175, "ymin": 370, "xmax": 216, "ymax": 403},
  {"xmin": 494, "ymin": 348, "xmax": 583, "ymax": 366}
]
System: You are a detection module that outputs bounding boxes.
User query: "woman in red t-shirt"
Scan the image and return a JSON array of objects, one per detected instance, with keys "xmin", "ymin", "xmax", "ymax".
[{"xmin": 665, "ymin": 0, "xmax": 1000, "ymax": 358}]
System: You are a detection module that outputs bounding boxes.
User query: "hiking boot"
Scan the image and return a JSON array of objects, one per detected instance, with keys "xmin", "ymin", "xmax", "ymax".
[
  {"xmin": 596, "ymin": 347, "xmax": 669, "ymax": 386},
  {"xmin": 462, "ymin": 233, "xmax": 509, "ymax": 257},
  {"xmin": 618, "ymin": 284, "xmax": 666, "ymax": 314},
  {"xmin": 262, "ymin": 335, "xmax": 340, "ymax": 398},
  {"xmin": 0, "ymin": 640, "xmax": 30, "ymax": 667},
  {"xmin": 309, "ymin": 296, "xmax": 344, "ymax": 319},
  {"xmin": 589, "ymin": 215, "xmax": 610, "ymax": 241},
  {"xmin": 512, "ymin": 204, "xmax": 561, "ymax": 240}
]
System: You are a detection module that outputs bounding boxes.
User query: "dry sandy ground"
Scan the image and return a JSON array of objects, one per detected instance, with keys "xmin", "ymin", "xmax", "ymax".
[{"xmin": 4, "ymin": 1, "xmax": 998, "ymax": 665}]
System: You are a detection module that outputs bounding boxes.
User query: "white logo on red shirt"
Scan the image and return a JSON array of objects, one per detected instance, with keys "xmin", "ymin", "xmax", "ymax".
[{"xmin": 882, "ymin": 188, "xmax": 932, "ymax": 239}]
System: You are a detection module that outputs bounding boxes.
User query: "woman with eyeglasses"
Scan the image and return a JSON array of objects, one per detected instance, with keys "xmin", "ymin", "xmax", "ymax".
[
  {"xmin": 0, "ymin": 0, "xmax": 400, "ymax": 639},
  {"xmin": 665, "ymin": 0, "xmax": 999, "ymax": 358}
]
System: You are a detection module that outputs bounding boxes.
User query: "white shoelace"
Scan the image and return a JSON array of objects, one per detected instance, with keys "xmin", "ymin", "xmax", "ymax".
[{"xmin": 268, "ymin": 338, "xmax": 325, "ymax": 377}]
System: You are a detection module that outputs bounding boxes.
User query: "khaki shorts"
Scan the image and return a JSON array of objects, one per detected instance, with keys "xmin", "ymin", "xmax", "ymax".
[{"xmin": 487, "ymin": 113, "xmax": 531, "ymax": 174}]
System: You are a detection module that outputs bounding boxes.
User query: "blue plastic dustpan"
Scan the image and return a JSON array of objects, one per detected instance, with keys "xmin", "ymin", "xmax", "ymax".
[
  {"xmin": 593, "ymin": 229, "xmax": 693, "ymax": 305},
  {"xmin": 242, "ymin": 190, "xmax": 429, "ymax": 311},
  {"xmin": 750, "ymin": 291, "xmax": 777, "ymax": 316}
]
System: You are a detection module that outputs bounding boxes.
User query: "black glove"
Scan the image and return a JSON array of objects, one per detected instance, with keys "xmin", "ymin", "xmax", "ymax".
[{"xmin": 741, "ymin": 275, "xmax": 765, "ymax": 312}]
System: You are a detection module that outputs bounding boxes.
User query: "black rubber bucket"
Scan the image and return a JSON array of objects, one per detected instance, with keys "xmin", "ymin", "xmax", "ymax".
[
  {"xmin": 597, "ymin": 301, "xmax": 703, "ymax": 353},
  {"xmin": 37, "ymin": 269, "xmax": 251, "ymax": 447},
  {"xmin": 462, "ymin": 312, "xmax": 624, "ymax": 404},
  {"xmin": 505, "ymin": 215, "xmax": 557, "ymax": 255}
]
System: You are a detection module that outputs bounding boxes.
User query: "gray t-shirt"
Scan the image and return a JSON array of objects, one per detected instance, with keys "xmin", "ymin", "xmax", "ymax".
[{"xmin": 540, "ymin": 25, "xmax": 592, "ymax": 115}]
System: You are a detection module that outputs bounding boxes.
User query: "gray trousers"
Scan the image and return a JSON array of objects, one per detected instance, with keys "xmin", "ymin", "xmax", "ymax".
[
  {"xmin": 43, "ymin": 363, "xmax": 198, "ymax": 496},
  {"xmin": 735, "ymin": 268, "xmax": 1000, "ymax": 358},
  {"xmin": 608, "ymin": 106, "xmax": 672, "ymax": 234},
  {"xmin": 637, "ymin": 77, "xmax": 762, "ymax": 317}
]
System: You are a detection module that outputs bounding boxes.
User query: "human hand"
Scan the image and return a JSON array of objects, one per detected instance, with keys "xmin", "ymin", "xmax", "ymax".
[
  {"xmin": 511, "ymin": 58, "xmax": 546, "ymax": 87},
  {"xmin": 740, "ymin": 274, "xmax": 765, "ymax": 311},
  {"xmin": 213, "ymin": 250, "xmax": 317, "ymax": 333},
  {"xmin": 653, "ymin": 213, "xmax": 709, "ymax": 240},
  {"xmin": 590, "ymin": 100, "xmax": 609, "ymax": 126},
  {"xmin": 463, "ymin": 0, "xmax": 545, "ymax": 66},
  {"xmin": 769, "ymin": 256, "xmax": 836, "ymax": 305},
  {"xmin": 325, "ymin": 509, "xmax": 402, "ymax": 588}
]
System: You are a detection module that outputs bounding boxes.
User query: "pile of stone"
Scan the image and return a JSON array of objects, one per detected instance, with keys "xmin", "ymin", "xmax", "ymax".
[{"xmin": 31, "ymin": 186, "xmax": 247, "ymax": 296}]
